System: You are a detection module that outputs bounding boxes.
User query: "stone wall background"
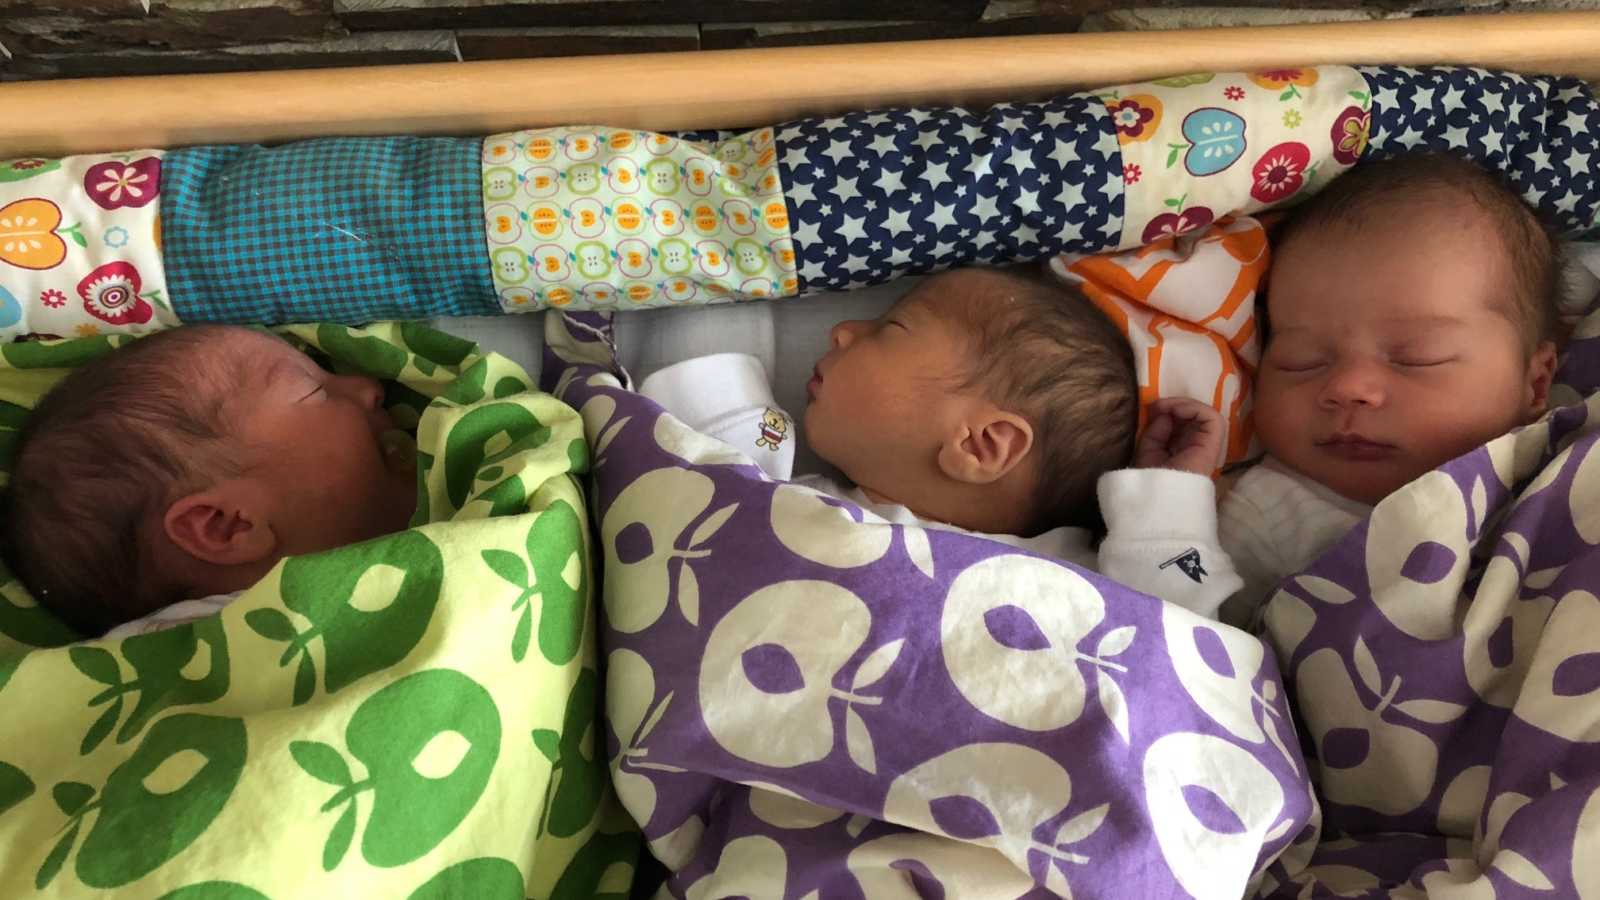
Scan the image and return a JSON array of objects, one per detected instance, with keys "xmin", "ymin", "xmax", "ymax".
[{"xmin": 0, "ymin": 0, "xmax": 1594, "ymax": 82}]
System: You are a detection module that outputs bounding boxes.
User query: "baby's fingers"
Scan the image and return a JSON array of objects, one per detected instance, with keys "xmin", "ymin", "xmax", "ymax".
[
  {"xmin": 1142, "ymin": 409, "xmax": 1176, "ymax": 443},
  {"xmin": 1135, "ymin": 411, "xmax": 1176, "ymax": 467},
  {"xmin": 1161, "ymin": 397, "xmax": 1222, "ymax": 426},
  {"xmin": 1146, "ymin": 397, "xmax": 1201, "ymax": 418}
]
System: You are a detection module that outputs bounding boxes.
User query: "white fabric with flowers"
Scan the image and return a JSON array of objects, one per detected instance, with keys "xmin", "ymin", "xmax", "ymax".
[
  {"xmin": 0, "ymin": 150, "xmax": 176, "ymax": 341},
  {"xmin": 1098, "ymin": 66, "xmax": 1368, "ymax": 250}
]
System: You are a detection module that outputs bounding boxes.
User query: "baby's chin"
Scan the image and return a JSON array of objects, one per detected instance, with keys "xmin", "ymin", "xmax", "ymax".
[
  {"xmin": 1293, "ymin": 455, "xmax": 1415, "ymax": 507},
  {"xmin": 376, "ymin": 451, "xmax": 420, "ymax": 533},
  {"xmin": 800, "ymin": 408, "xmax": 836, "ymax": 465},
  {"xmin": 375, "ymin": 484, "xmax": 419, "ymax": 537}
]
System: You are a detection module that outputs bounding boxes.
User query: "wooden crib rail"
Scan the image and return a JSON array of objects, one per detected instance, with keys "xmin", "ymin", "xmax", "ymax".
[{"xmin": 2, "ymin": 11, "xmax": 1597, "ymax": 158}]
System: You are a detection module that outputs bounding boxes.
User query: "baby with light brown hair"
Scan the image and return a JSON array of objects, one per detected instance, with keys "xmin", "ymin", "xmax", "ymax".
[
  {"xmin": 802, "ymin": 268, "xmax": 1141, "ymax": 538},
  {"xmin": 646, "ymin": 266, "xmax": 1249, "ymax": 618}
]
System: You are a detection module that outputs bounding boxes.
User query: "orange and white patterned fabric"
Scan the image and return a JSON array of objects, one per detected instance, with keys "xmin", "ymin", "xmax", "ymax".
[{"xmin": 1049, "ymin": 216, "xmax": 1268, "ymax": 469}]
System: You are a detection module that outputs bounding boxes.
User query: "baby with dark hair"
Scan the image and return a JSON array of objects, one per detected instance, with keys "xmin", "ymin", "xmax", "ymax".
[
  {"xmin": 1, "ymin": 326, "xmax": 417, "ymax": 636},
  {"xmin": 1139, "ymin": 152, "xmax": 1564, "ymax": 627}
]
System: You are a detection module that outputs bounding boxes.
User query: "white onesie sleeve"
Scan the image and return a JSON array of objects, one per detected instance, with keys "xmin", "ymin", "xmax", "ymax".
[
  {"xmin": 1094, "ymin": 468, "xmax": 1243, "ymax": 620},
  {"xmin": 638, "ymin": 352, "xmax": 797, "ymax": 481}
]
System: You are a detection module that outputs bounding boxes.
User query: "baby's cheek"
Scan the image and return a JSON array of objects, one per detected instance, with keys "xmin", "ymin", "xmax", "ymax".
[
  {"xmin": 1249, "ymin": 390, "xmax": 1298, "ymax": 451},
  {"xmin": 1426, "ymin": 419, "xmax": 1506, "ymax": 469},
  {"xmin": 804, "ymin": 405, "xmax": 866, "ymax": 474}
]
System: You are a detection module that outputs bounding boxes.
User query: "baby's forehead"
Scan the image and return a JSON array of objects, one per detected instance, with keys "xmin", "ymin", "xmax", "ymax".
[
  {"xmin": 1291, "ymin": 189, "xmax": 1504, "ymax": 254},
  {"xmin": 244, "ymin": 329, "xmax": 309, "ymax": 358},
  {"xmin": 898, "ymin": 271, "xmax": 1017, "ymax": 321},
  {"xmin": 212, "ymin": 329, "xmax": 315, "ymax": 388},
  {"xmin": 1276, "ymin": 198, "xmax": 1511, "ymax": 285}
]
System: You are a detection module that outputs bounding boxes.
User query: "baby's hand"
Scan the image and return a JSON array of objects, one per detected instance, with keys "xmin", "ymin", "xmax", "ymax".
[{"xmin": 1135, "ymin": 398, "xmax": 1224, "ymax": 475}]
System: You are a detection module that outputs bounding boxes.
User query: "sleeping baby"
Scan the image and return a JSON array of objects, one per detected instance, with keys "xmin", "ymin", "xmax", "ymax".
[
  {"xmin": 0, "ymin": 325, "xmax": 418, "ymax": 637},
  {"xmin": 642, "ymin": 267, "xmax": 1247, "ymax": 619},
  {"xmin": 1145, "ymin": 152, "xmax": 1562, "ymax": 627}
]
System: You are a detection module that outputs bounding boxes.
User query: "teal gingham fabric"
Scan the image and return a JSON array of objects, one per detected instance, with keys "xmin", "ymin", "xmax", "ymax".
[{"xmin": 160, "ymin": 136, "xmax": 499, "ymax": 324}]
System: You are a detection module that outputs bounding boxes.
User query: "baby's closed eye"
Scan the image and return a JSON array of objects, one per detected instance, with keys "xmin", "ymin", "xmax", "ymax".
[
  {"xmin": 1386, "ymin": 343, "xmax": 1459, "ymax": 368},
  {"xmin": 296, "ymin": 372, "xmax": 328, "ymax": 401}
]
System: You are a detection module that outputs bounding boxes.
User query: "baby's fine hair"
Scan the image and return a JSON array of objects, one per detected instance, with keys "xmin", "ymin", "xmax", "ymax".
[
  {"xmin": 952, "ymin": 268, "xmax": 1139, "ymax": 531},
  {"xmin": 0, "ymin": 326, "xmax": 245, "ymax": 635},
  {"xmin": 1274, "ymin": 151, "xmax": 1561, "ymax": 352}
]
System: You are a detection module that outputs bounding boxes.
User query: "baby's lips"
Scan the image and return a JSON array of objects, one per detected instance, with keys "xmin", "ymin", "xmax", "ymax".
[{"xmin": 379, "ymin": 429, "xmax": 417, "ymax": 473}]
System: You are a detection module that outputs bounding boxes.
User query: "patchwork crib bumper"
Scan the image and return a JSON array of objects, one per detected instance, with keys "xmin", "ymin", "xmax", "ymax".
[
  {"xmin": 0, "ymin": 64, "xmax": 1595, "ymax": 337},
  {"xmin": 0, "ymin": 325, "xmax": 639, "ymax": 898}
]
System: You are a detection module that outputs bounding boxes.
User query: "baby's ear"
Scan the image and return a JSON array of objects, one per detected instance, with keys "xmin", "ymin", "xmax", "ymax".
[
  {"xmin": 163, "ymin": 483, "xmax": 277, "ymax": 567},
  {"xmin": 937, "ymin": 409, "xmax": 1034, "ymax": 485},
  {"xmin": 1525, "ymin": 340, "xmax": 1559, "ymax": 418}
]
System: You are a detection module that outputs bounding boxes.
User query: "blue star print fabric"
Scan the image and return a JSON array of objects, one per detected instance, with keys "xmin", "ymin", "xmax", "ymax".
[
  {"xmin": 1361, "ymin": 65, "xmax": 1600, "ymax": 238},
  {"xmin": 773, "ymin": 94, "xmax": 1124, "ymax": 294}
]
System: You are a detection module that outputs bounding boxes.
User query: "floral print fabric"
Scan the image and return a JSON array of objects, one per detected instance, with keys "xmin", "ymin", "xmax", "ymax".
[
  {"xmin": 0, "ymin": 150, "xmax": 173, "ymax": 340},
  {"xmin": 1102, "ymin": 66, "xmax": 1367, "ymax": 251}
]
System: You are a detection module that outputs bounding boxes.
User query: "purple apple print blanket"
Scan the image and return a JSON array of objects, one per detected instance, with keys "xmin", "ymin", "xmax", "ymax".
[
  {"xmin": 546, "ymin": 288, "xmax": 1600, "ymax": 896},
  {"xmin": 1249, "ymin": 331, "xmax": 1600, "ymax": 897},
  {"xmin": 544, "ymin": 312, "xmax": 1312, "ymax": 898}
]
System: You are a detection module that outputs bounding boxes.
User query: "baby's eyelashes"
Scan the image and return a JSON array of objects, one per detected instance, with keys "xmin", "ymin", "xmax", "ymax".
[
  {"xmin": 1267, "ymin": 347, "xmax": 1458, "ymax": 373},
  {"xmin": 1385, "ymin": 346, "xmax": 1459, "ymax": 368},
  {"xmin": 295, "ymin": 375, "xmax": 327, "ymax": 401}
]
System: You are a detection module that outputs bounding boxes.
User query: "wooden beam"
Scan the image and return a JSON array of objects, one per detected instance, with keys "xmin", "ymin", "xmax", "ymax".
[{"xmin": 1, "ymin": 11, "xmax": 1597, "ymax": 157}]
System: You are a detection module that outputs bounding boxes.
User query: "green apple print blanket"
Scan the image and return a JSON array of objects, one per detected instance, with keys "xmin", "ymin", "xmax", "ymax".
[{"xmin": 0, "ymin": 323, "xmax": 639, "ymax": 900}]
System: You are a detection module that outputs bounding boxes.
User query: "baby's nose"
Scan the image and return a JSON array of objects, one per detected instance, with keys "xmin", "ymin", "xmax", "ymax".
[
  {"xmin": 1319, "ymin": 363, "xmax": 1386, "ymax": 408},
  {"xmin": 829, "ymin": 320, "xmax": 865, "ymax": 349},
  {"xmin": 333, "ymin": 373, "xmax": 385, "ymax": 410}
]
